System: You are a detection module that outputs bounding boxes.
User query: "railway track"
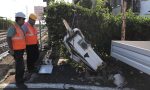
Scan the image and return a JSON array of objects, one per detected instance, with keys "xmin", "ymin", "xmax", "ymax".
[
  {"xmin": 0, "ymin": 37, "xmax": 6, "ymax": 41},
  {"xmin": 0, "ymin": 32, "xmax": 7, "ymax": 36},
  {"xmin": 0, "ymin": 42, "xmax": 7, "ymax": 47},
  {"xmin": 0, "ymin": 51, "xmax": 8, "ymax": 60},
  {"xmin": 0, "ymin": 31, "xmax": 8, "ymax": 60},
  {"xmin": 0, "ymin": 35, "xmax": 6, "ymax": 38}
]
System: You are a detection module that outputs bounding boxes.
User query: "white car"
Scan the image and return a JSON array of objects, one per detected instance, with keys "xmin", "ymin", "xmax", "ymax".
[{"xmin": 63, "ymin": 19, "xmax": 104, "ymax": 71}]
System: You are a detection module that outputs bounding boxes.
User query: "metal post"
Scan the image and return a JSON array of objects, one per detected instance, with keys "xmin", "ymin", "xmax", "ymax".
[
  {"xmin": 121, "ymin": 0, "xmax": 126, "ymax": 40},
  {"xmin": 2, "ymin": 18, "xmax": 4, "ymax": 30},
  {"xmin": 39, "ymin": 20, "xmax": 42, "ymax": 51},
  {"xmin": 6, "ymin": 17, "xmax": 8, "ymax": 28}
]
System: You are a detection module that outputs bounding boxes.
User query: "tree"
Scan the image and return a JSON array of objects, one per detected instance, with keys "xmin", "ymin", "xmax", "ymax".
[
  {"xmin": 73, "ymin": 0, "xmax": 97, "ymax": 9},
  {"xmin": 79, "ymin": 0, "xmax": 93, "ymax": 9},
  {"xmin": 121, "ymin": 0, "xmax": 127, "ymax": 40}
]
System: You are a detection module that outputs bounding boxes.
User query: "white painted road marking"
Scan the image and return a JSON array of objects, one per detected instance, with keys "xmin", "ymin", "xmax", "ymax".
[{"xmin": 0, "ymin": 83, "xmax": 134, "ymax": 90}]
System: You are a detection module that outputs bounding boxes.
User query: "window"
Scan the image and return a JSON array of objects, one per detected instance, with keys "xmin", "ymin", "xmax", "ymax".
[{"xmin": 78, "ymin": 39, "xmax": 88, "ymax": 50}]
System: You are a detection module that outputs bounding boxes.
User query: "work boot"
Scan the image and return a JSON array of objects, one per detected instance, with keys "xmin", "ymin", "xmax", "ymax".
[
  {"xmin": 28, "ymin": 67, "xmax": 39, "ymax": 73},
  {"xmin": 25, "ymin": 73, "xmax": 38, "ymax": 83},
  {"xmin": 16, "ymin": 83, "xmax": 28, "ymax": 89},
  {"xmin": 24, "ymin": 72, "xmax": 32, "ymax": 81}
]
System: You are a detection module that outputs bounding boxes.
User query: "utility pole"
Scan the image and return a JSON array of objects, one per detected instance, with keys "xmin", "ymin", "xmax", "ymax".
[
  {"xmin": 26, "ymin": 5, "xmax": 28, "ymax": 18},
  {"xmin": 121, "ymin": 0, "xmax": 127, "ymax": 40}
]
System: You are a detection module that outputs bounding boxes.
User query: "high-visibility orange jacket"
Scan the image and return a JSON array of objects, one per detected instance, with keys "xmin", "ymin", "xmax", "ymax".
[
  {"xmin": 12, "ymin": 23, "xmax": 26, "ymax": 50},
  {"xmin": 25, "ymin": 22, "xmax": 38, "ymax": 45}
]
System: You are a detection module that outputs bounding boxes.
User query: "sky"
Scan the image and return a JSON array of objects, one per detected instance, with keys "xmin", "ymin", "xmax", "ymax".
[
  {"xmin": 0, "ymin": 0, "xmax": 72, "ymax": 21},
  {"xmin": 0, "ymin": 0, "xmax": 46, "ymax": 20}
]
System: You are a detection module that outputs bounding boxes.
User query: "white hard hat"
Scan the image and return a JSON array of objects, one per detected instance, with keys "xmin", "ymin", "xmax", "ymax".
[{"xmin": 15, "ymin": 12, "xmax": 26, "ymax": 18}]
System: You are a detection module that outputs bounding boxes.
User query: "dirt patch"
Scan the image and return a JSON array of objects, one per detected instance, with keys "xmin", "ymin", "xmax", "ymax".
[
  {"xmin": 1, "ymin": 50, "xmax": 149, "ymax": 90},
  {"xmin": 30, "ymin": 55, "xmax": 150, "ymax": 90},
  {"xmin": 0, "ymin": 51, "xmax": 150, "ymax": 90},
  {"xmin": 0, "ymin": 55, "xmax": 14, "ymax": 82}
]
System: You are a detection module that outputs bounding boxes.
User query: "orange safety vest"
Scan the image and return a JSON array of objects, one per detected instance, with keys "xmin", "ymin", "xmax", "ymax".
[
  {"xmin": 25, "ymin": 22, "xmax": 38, "ymax": 45},
  {"xmin": 12, "ymin": 23, "xmax": 26, "ymax": 50}
]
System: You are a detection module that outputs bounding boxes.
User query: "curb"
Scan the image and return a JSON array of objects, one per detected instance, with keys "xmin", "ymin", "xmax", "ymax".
[{"xmin": 0, "ymin": 83, "xmax": 134, "ymax": 90}]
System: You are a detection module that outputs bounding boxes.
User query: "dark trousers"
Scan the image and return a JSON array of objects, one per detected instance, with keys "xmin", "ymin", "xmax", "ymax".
[
  {"xmin": 14, "ymin": 49, "xmax": 25, "ymax": 84},
  {"xmin": 26, "ymin": 44, "xmax": 39, "ymax": 73}
]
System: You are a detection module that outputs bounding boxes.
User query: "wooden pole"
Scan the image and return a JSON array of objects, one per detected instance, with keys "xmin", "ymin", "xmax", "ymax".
[{"xmin": 121, "ymin": 0, "xmax": 126, "ymax": 40}]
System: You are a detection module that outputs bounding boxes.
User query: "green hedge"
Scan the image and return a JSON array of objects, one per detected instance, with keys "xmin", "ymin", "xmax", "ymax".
[{"xmin": 45, "ymin": 3, "xmax": 150, "ymax": 60}]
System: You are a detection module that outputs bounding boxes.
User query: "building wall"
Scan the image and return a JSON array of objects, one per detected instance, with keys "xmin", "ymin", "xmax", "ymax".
[
  {"xmin": 140, "ymin": 0, "xmax": 150, "ymax": 16},
  {"xmin": 34, "ymin": 6, "xmax": 44, "ymax": 20},
  {"xmin": 109, "ymin": 0, "xmax": 140, "ymax": 11}
]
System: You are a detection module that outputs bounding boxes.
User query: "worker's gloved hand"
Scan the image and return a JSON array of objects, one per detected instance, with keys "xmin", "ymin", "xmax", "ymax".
[{"xmin": 8, "ymin": 50, "xmax": 14, "ymax": 56}]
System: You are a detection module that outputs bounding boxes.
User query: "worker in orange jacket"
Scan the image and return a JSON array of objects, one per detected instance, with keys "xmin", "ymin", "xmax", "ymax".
[
  {"xmin": 22, "ymin": 13, "xmax": 39, "ymax": 75},
  {"xmin": 7, "ymin": 12, "xmax": 28, "ymax": 89}
]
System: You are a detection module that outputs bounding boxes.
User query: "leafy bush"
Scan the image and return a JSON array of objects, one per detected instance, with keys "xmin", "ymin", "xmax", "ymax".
[
  {"xmin": 45, "ymin": 3, "xmax": 150, "ymax": 60},
  {"xmin": 125, "ymin": 10, "xmax": 150, "ymax": 40}
]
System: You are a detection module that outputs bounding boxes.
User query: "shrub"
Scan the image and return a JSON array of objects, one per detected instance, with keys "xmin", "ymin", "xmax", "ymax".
[{"xmin": 46, "ymin": 3, "xmax": 150, "ymax": 60}]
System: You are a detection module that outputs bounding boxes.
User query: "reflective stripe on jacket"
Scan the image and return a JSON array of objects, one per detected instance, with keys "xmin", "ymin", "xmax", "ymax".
[
  {"xmin": 12, "ymin": 23, "xmax": 26, "ymax": 50},
  {"xmin": 25, "ymin": 22, "xmax": 38, "ymax": 45}
]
